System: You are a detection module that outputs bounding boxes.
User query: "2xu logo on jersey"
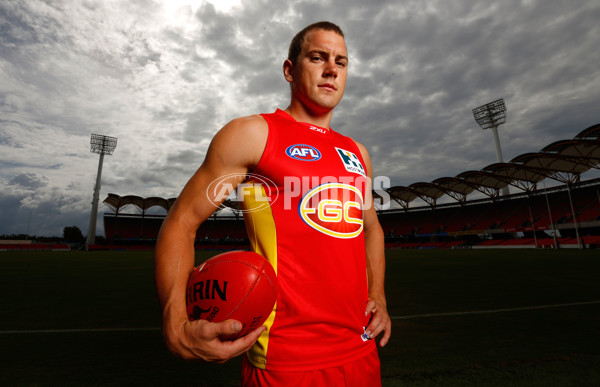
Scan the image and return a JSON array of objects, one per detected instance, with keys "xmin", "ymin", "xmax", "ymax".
[{"xmin": 299, "ymin": 183, "xmax": 364, "ymax": 239}]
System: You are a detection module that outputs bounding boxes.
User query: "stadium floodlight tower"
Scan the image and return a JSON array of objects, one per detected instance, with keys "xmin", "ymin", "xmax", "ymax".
[
  {"xmin": 473, "ymin": 98, "xmax": 510, "ymax": 196},
  {"xmin": 86, "ymin": 134, "xmax": 117, "ymax": 248}
]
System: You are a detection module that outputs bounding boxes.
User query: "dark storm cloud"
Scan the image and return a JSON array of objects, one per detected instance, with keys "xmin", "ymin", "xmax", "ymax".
[{"xmin": 9, "ymin": 172, "xmax": 49, "ymax": 189}]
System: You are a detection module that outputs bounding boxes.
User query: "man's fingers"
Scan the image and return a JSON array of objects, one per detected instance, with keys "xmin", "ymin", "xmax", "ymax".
[
  {"xmin": 364, "ymin": 301, "xmax": 392, "ymax": 345},
  {"xmin": 365, "ymin": 299, "xmax": 376, "ymax": 315},
  {"xmin": 367, "ymin": 312, "xmax": 392, "ymax": 347},
  {"xmin": 221, "ymin": 325, "xmax": 267, "ymax": 360},
  {"xmin": 218, "ymin": 319, "xmax": 243, "ymax": 337},
  {"xmin": 184, "ymin": 320, "xmax": 266, "ymax": 363},
  {"xmin": 365, "ymin": 313, "xmax": 380, "ymax": 337},
  {"xmin": 235, "ymin": 325, "xmax": 266, "ymax": 347},
  {"xmin": 379, "ymin": 323, "xmax": 391, "ymax": 347}
]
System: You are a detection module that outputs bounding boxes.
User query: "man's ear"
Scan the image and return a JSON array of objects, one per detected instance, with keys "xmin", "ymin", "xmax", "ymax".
[{"xmin": 283, "ymin": 59, "xmax": 294, "ymax": 83}]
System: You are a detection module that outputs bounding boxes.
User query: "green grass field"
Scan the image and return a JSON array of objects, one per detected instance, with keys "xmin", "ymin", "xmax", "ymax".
[{"xmin": 1, "ymin": 249, "xmax": 599, "ymax": 386}]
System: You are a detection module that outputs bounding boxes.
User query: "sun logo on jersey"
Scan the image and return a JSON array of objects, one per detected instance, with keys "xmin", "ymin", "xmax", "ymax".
[
  {"xmin": 286, "ymin": 144, "xmax": 322, "ymax": 161},
  {"xmin": 298, "ymin": 183, "xmax": 363, "ymax": 239}
]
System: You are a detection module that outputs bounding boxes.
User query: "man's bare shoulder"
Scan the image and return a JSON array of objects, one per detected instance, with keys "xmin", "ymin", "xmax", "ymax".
[
  {"xmin": 222, "ymin": 114, "xmax": 268, "ymax": 135},
  {"xmin": 207, "ymin": 114, "xmax": 268, "ymax": 170},
  {"xmin": 350, "ymin": 139, "xmax": 374, "ymax": 178},
  {"xmin": 351, "ymin": 139, "xmax": 370, "ymax": 160},
  {"xmin": 211, "ymin": 114, "xmax": 268, "ymax": 146}
]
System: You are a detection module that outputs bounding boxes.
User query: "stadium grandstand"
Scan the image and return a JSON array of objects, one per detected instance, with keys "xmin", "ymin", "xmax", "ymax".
[{"xmin": 95, "ymin": 123, "xmax": 600, "ymax": 251}]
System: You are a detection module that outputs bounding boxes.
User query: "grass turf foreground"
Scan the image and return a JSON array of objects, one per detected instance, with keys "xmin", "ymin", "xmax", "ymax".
[{"xmin": 0, "ymin": 249, "xmax": 599, "ymax": 386}]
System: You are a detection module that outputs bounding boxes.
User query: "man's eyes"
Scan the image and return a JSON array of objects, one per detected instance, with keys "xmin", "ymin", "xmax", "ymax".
[{"xmin": 310, "ymin": 56, "xmax": 347, "ymax": 67}]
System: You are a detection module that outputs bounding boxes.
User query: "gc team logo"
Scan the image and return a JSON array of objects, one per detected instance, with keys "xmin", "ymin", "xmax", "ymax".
[
  {"xmin": 298, "ymin": 182, "xmax": 363, "ymax": 239},
  {"xmin": 286, "ymin": 144, "xmax": 321, "ymax": 161},
  {"xmin": 206, "ymin": 173, "xmax": 278, "ymax": 213}
]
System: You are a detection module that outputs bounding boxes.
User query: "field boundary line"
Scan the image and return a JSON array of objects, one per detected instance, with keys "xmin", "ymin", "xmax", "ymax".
[
  {"xmin": 391, "ymin": 300, "xmax": 600, "ymax": 320},
  {"xmin": 2, "ymin": 300, "xmax": 599, "ymax": 333},
  {"xmin": 0, "ymin": 327, "xmax": 161, "ymax": 335}
]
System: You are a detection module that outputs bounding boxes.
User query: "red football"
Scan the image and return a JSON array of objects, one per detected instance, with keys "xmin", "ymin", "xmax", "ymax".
[{"xmin": 186, "ymin": 251, "xmax": 278, "ymax": 340}]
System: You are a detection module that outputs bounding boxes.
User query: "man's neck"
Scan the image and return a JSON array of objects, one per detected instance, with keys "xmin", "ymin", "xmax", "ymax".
[{"xmin": 284, "ymin": 102, "xmax": 334, "ymax": 130}]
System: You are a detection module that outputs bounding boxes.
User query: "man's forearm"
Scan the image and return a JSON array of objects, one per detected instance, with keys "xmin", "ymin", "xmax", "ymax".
[
  {"xmin": 365, "ymin": 222, "xmax": 386, "ymax": 302},
  {"xmin": 155, "ymin": 215, "xmax": 197, "ymax": 318}
]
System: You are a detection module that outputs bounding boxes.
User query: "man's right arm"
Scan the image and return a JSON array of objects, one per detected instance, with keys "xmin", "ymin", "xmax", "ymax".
[{"xmin": 154, "ymin": 115, "xmax": 267, "ymax": 362}]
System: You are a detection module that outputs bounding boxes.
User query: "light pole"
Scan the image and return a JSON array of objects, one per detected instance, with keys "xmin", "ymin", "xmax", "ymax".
[
  {"xmin": 86, "ymin": 134, "xmax": 117, "ymax": 247},
  {"xmin": 473, "ymin": 98, "xmax": 510, "ymax": 196}
]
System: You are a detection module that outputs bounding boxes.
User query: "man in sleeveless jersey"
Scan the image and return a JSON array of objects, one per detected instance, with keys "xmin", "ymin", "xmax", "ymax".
[{"xmin": 155, "ymin": 21, "xmax": 391, "ymax": 386}]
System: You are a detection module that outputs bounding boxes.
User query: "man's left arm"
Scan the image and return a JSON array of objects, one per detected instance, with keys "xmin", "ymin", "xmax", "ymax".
[{"xmin": 356, "ymin": 141, "xmax": 392, "ymax": 347}]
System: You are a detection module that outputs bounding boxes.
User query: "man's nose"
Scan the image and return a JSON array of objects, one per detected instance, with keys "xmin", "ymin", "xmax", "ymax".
[{"xmin": 323, "ymin": 59, "xmax": 338, "ymax": 77}]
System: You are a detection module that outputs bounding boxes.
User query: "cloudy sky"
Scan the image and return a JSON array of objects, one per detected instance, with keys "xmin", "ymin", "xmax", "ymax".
[{"xmin": 1, "ymin": 0, "xmax": 599, "ymax": 237}]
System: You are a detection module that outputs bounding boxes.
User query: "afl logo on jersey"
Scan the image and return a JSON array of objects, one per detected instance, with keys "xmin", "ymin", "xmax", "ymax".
[
  {"xmin": 286, "ymin": 144, "xmax": 321, "ymax": 161},
  {"xmin": 298, "ymin": 183, "xmax": 363, "ymax": 239}
]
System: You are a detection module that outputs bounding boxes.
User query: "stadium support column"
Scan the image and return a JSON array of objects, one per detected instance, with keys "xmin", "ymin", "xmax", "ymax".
[
  {"xmin": 86, "ymin": 134, "xmax": 117, "ymax": 248},
  {"xmin": 542, "ymin": 180, "xmax": 559, "ymax": 248},
  {"xmin": 566, "ymin": 183, "xmax": 582, "ymax": 249},
  {"xmin": 473, "ymin": 98, "xmax": 510, "ymax": 196},
  {"xmin": 527, "ymin": 198, "xmax": 538, "ymax": 247}
]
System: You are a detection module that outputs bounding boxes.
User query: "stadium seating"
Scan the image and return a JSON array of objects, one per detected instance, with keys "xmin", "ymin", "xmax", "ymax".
[
  {"xmin": 377, "ymin": 179, "xmax": 599, "ymax": 249},
  {"xmin": 96, "ymin": 179, "xmax": 599, "ymax": 251},
  {"xmin": 0, "ymin": 243, "xmax": 70, "ymax": 252}
]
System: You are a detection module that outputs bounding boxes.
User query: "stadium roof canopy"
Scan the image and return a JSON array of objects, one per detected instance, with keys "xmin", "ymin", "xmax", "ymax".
[
  {"xmin": 408, "ymin": 182, "xmax": 447, "ymax": 207},
  {"xmin": 103, "ymin": 193, "xmax": 176, "ymax": 214},
  {"xmin": 541, "ymin": 139, "xmax": 600, "ymax": 167},
  {"xmin": 383, "ymin": 122, "xmax": 600, "ymax": 208},
  {"xmin": 456, "ymin": 170, "xmax": 511, "ymax": 199},
  {"xmin": 575, "ymin": 123, "xmax": 600, "ymax": 139},
  {"xmin": 103, "ymin": 193, "xmax": 245, "ymax": 215},
  {"xmin": 482, "ymin": 162, "xmax": 549, "ymax": 192},
  {"xmin": 103, "ymin": 123, "xmax": 600, "ymax": 214},
  {"xmin": 431, "ymin": 177, "xmax": 476, "ymax": 203},
  {"xmin": 511, "ymin": 152, "xmax": 593, "ymax": 184},
  {"xmin": 387, "ymin": 186, "xmax": 418, "ymax": 209}
]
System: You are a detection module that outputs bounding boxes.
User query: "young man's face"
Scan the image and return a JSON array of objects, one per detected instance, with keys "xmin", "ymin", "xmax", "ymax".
[{"xmin": 286, "ymin": 29, "xmax": 348, "ymax": 115}]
